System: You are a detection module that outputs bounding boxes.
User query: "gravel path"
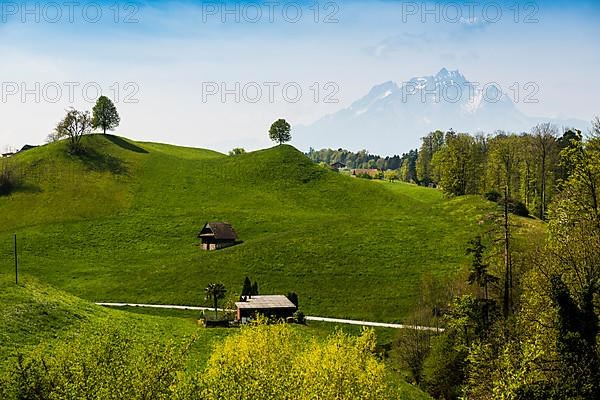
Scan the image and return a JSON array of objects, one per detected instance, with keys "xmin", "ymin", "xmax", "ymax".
[{"xmin": 96, "ymin": 302, "xmax": 444, "ymax": 332}]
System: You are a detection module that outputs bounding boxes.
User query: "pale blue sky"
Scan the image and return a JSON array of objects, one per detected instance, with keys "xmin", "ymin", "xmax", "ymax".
[{"xmin": 1, "ymin": 0, "xmax": 599, "ymax": 153}]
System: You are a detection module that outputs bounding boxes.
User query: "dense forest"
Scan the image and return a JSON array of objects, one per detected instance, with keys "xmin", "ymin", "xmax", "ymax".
[{"xmin": 414, "ymin": 123, "xmax": 588, "ymax": 220}]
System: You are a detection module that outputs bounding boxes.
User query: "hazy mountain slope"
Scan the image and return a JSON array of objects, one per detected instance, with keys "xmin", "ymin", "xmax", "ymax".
[{"xmin": 295, "ymin": 68, "xmax": 588, "ymax": 153}]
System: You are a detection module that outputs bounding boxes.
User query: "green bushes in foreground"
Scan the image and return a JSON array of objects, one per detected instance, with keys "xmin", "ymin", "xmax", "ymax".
[
  {"xmin": 1, "ymin": 326, "xmax": 189, "ymax": 400},
  {"xmin": 1, "ymin": 322, "xmax": 395, "ymax": 400}
]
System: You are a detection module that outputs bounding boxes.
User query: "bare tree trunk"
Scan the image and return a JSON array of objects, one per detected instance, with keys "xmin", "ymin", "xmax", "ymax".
[
  {"xmin": 503, "ymin": 185, "xmax": 512, "ymax": 318},
  {"xmin": 541, "ymin": 147, "xmax": 546, "ymax": 219}
]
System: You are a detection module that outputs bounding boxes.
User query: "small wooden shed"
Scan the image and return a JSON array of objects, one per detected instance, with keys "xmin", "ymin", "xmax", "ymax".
[
  {"xmin": 235, "ymin": 295, "xmax": 297, "ymax": 323},
  {"xmin": 198, "ymin": 222, "xmax": 238, "ymax": 250}
]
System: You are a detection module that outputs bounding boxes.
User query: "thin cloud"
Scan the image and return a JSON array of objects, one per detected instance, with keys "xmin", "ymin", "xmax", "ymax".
[
  {"xmin": 459, "ymin": 16, "xmax": 489, "ymax": 30},
  {"xmin": 365, "ymin": 32, "xmax": 432, "ymax": 58}
]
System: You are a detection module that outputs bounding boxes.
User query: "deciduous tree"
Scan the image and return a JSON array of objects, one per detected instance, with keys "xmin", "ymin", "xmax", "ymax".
[
  {"xmin": 54, "ymin": 107, "xmax": 92, "ymax": 154},
  {"xmin": 269, "ymin": 119, "xmax": 291, "ymax": 145},
  {"xmin": 92, "ymin": 96, "xmax": 120, "ymax": 134}
]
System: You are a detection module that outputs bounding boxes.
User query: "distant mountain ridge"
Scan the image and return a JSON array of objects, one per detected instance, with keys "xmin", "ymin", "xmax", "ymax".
[{"xmin": 295, "ymin": 68, "xmax": 588, "ymax": 154}]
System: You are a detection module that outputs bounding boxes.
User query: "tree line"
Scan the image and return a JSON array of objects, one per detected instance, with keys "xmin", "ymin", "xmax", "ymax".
[
  {"xmin": 306, "ymin": 147, "xmax": 417, "ymax": 170},
  {"xmin": 309, "ymin": 119, "xmax": 598, "ymax": 221},
  {"xmin": 415, "ymin": 123, "xmax": 587, "ymax": 219}
]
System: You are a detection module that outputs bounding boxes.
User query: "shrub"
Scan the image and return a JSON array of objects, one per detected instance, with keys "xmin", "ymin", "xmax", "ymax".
[
  {"xmin": 0, "ymin": 162, "xmax": 19, "ymax": 196},
  {"xmin": 484, "ymin": 191, "xmax": 501, "ymax": 202},
  {"xmin": 293, "ymin": 310, "xmax": 305, "ymax": 324},
  {"xmin": 201, "ymin": 324, "xmax": 391, "ymax": 400},
  {"xmin": 1, "ymin": 325, "xmax": 190, "ymax": 400},
  {"xmin": 394, "ymin": 325, "xmax": 433, "ymax": 384},
  {"xmin": 508, "ymin": 200, "xmax": 529, "ymax": 217},
  {"xmin": 484, "ymin": 191, "xmax": 530, "ymax": 217},
  {"xmin": 422, "ymin": 333, "xmax": 467, "ymax": 400}
]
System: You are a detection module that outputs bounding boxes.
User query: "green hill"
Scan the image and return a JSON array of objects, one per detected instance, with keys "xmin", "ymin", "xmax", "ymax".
[{"xmin": 0, "ymin": 135, "xmax": 540, "ymax": 321}]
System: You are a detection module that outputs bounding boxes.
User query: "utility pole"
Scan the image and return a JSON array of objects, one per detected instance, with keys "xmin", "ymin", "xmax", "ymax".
[{"xmin": 14, "ymin": 234, "xmax": 18, "ymax": 285}]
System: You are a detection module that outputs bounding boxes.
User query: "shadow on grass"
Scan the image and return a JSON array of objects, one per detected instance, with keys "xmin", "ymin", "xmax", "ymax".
[
  {"xmin": 76, "ymin": 147, "xmax": 128, "ymax": 175},
  {"xmin": 0, "ymin": 182, "xmax": 41, "ymax": 197},
  {"xmin": 105, "ymin": 135, "xmax": 149, "ymax": 154}
]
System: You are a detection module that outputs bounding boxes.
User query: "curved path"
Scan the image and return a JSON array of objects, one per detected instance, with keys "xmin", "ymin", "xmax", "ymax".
[{"xmin": 96, "ymin": 302, "xmax": 443, "ymax": 332}]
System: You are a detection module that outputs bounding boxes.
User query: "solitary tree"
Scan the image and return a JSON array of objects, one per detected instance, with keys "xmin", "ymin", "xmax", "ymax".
[
  {"xmin": 92, "ymin": 96, "xmax": 120, "ymax": 134},
  {"xmin": 205, "ymin": 282, "xmax": 227, "ymax": 319},
  {"xmin": 54, "ymin": 107, "xmax": 92, "ymax": 154},
  {"xmin": 269, "ymin": 119, "xmax": 291, "ymax": 145},
  {"xmin": 229, "ymin": 147, "xmax": 246, "ymax": 156}
]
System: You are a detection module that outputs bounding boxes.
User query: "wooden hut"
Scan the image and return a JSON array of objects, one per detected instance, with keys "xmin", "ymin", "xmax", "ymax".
[
  {"xmin": 235, "ymin": 295, "xmax": 297, "ymax": 323},
  {"xmin": 198, "ymin": 222, "xmax": 238, "ymax": 250}
]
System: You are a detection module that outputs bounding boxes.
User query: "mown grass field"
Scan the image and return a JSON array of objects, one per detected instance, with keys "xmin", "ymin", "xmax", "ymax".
[{"xmin": 0, "ymin": 135, "xmax": 541, "ymax": 321}]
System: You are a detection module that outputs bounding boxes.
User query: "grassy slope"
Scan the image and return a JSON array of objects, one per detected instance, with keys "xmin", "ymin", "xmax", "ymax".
[
  {"xmin": 0, "ymin": 275, "xmax": 230, "ymax": 373},
  {"xmin": 0, "ymin": 278, "xmax": 431, "ymax": 399},
  {"xmin": 0, "ymin": 135, "xmax": 541, "ymax": 321}
]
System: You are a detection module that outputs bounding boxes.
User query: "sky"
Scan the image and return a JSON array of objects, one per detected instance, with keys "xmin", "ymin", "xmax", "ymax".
[{"xmin": 1, "ymin": 0, "xmax": 599, "ymax": 154}]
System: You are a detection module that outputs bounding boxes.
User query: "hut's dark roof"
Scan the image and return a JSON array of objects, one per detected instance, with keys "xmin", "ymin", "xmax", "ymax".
[
  {"xmin": 235, "ymin": 295, "xmax": 297, "ymax": 310},
  {"xmin": 19, "ymin": 145, "xmax": 37, "ymax": 152},
  {"xmin": 198, "ymin": 222, "xmax": 237, "ymax": 240}
]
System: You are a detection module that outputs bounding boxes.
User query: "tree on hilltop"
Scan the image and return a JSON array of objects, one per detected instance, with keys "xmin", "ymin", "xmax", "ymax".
[
  {"xmin": 54, "ymin": 107, "xmax": 92, "ymax": 154},
  {"xmin": 269, "ymin": 119, "xmax": 291, "ymax": 145},
  {"xmin": 92, "ymin": 96, "xmax": 120, "ymax": 135}
]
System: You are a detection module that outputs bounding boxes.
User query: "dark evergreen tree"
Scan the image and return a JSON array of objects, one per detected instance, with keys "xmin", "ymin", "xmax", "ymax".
[
  {"xmin": 286, "ymin": 292, "xmax": 299, "ymax": 307},
  {"xmin": 242, "ymin": 276, "xmax": 252, "ymax": 297},
  {"xmin": 465, "ymin": 236, "xmax": 499, "ymax": 301}
]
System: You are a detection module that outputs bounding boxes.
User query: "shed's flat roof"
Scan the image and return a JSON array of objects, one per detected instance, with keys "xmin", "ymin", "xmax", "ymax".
[{"xmin": 236, "ymin": 295, "xmax": 296, "ymax": 309}]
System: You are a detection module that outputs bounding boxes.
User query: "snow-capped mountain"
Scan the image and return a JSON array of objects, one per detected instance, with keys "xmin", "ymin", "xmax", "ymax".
[{"xmin": 294, "ymin": 68, "xmax": 587, "ymax": 154}]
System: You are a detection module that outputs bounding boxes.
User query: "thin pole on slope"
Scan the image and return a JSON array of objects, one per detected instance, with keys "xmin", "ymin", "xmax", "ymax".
[{"xmin": 14, "ymin": 234, "xmax": 18, "ymax": 285}]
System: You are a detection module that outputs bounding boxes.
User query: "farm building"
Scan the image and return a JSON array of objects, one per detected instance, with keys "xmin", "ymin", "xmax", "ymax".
[
  {"xmin": 235, "ymin": 295, "xmax": 297, "ymax": 322},
  {"xmin": 198, "ymin": 222, "xmax": 238, "ymax": 250},
  {"xmin": 330, "ymin": 162, "xmax": 347, "ymax": 171},
  {"xmin": 19, "ymin": 145, "xmax": 37, "ymax": 153}
]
